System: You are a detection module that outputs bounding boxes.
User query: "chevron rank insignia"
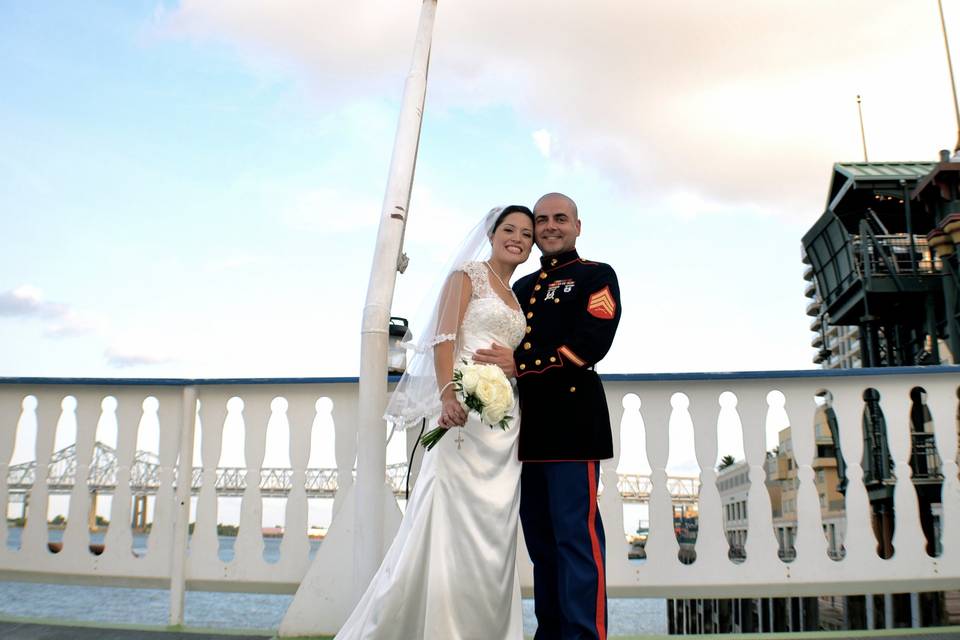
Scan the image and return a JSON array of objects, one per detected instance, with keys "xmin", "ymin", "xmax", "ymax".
[{"xmin": 587, "ymin": 286, "xmax": 616, "ymax": 319}]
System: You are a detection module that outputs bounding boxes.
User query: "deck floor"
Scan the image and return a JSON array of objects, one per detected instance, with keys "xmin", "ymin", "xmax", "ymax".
[
  {"xmin": 0, "ymin": 620, "xmax": 273, "ymax": 640},
  {"xmin": 2, "ymin": 619, "xmax": 960, "ymax": 640}
]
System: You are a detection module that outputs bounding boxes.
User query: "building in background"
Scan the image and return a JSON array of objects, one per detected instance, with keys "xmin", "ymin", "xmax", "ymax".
[{"xmin": 802, "ymin": 160, "xmax": 959, "ymax": 369}]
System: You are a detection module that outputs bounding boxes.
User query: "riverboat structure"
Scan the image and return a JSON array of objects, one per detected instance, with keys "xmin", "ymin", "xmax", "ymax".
[
  {"xmin": 662, "ymin": 153, "xmax": 960, "ymax": 634},
  {"xmin": 0, "ymin": 367, "xmax": 958, "ymax": 637}
]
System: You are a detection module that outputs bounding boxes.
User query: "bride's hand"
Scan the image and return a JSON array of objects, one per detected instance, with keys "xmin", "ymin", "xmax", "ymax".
[{"xmin": 438, "ymin": 393, "xmax": 467, "ymax": 429}]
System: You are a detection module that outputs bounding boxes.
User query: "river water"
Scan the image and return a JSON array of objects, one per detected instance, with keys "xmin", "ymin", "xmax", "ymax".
[{"xmin": 2, "ymin": 527, "xmax": 667, "ymax": 636}]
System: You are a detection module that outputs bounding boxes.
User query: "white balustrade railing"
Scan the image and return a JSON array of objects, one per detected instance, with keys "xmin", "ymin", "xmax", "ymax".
[{"xmin": 0, "ymin": 368, "xmax": 957, "ymax": 631}]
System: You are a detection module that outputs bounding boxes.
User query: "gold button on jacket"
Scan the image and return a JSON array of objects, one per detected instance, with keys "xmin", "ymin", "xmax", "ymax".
[{"xmin": 509, "ymin": 248, "xmax": 622, "ymax": 462}]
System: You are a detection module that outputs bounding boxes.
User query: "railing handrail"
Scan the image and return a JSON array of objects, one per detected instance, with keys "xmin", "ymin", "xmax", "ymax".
[{"xmin": 0, "ymin": 364, "xmax": 956, "ymax": 387}]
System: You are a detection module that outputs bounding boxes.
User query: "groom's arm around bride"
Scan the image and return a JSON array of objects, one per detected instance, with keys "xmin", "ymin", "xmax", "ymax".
[{"xmin": 479, "ymin": 192, "xmax": 621, "ymax": 640}]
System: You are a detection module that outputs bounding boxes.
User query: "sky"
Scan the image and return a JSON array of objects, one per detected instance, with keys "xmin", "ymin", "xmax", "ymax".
[
  {"xmin": 2, "ymin": 1, "xmax": 959, "ymax": 379},
  {"xmin": 4, "ymin": 0, "xmax": 958, "ymax": 527}
]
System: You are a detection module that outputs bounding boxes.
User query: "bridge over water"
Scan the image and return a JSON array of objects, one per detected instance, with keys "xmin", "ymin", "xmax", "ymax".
[{"xmin": 6, "ymin": 441, "xmax": 700, "ymax": 504}]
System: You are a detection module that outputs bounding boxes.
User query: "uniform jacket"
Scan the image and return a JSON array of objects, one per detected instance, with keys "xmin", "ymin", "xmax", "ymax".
[{"xmin": 512, "ymin": 249, "xmax": 621, "ymax": 461}]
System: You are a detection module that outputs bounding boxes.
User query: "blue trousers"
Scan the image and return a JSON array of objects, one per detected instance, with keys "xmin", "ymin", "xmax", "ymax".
[{"xmin": 520, "ymin": 461, "xmax": 607, "ymax": 640}]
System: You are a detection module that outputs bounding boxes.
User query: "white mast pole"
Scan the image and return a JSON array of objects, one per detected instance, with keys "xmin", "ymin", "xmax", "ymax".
[
  {"xmin": 355, "ymin": 0, "xmax": 437, "ymax": 593},
  {"xmin": 938, "ymin": 0, "xmax": 960, "ymax": 152}
]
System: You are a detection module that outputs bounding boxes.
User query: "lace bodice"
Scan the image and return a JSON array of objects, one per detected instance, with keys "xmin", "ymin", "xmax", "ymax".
[{"xmin": 458, "ymin": 261, "xmax": 527, "ymax": 352}]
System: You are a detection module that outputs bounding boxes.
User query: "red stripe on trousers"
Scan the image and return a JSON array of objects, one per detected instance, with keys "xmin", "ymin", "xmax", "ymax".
[{"xmin": 587, "ymin": 463, "xmax": 607, "ymax": 640}]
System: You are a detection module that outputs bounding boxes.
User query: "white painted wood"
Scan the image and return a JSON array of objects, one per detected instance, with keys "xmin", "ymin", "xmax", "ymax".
[
  {"xmin": 21, "ymin": 391, "xmax": 61, "ymax": 556},
  {"xmin": 61, "ymin": 391, "xmax": 99, "ymax": 556},
  {"xmin": 145, "ymin": 391, "xmax": 180, "ymax": 564},
  {"xmin": 191, "ymin": 391, "xmax": 228, "ymax": 575},
  {"xmin": 280, "ymin": 390, "xmax": 314, "ymax": 568},
  {"xmin": 874, "ymin": 380, "xmax": 926, "ymax": 569},
  {"xmin": 640, "ymin": 388, "xmax": 679, "ymax": 570},
  {"xmin": 831, "ymin": 382, "xmax": 876, "ymax": 569},
  {"xmin": 927, "ymin": 378, "xmax": 959, "ymax": 572},
  {"xmin": 169, "ymin": 386, "xmax": 197, "ymax": 626},
  {"xmin": 782, "ymin": 380, "xmax": 829, "ymax": 573},
  {"xmin": 101, "ymin": 390, "xmax": 141, "ymax": 565},
  {"xmin": 600, "ymin": 385, "xmax": 628, "ymax": 581},
  {"xmin": 234, "ymin": 392, "xmax": 271, "ymax": 565},
  {"xmin": 739, "ymin": 384, "xmax": 780, "ymax": 576},
  {"xmin": 0, "ymin": 389, "xmax": 24, "ymax": 550},
  {"xmin": 1, "ymin": 371, "xmax": 958, "ymax": 606},
  {"xmin": 331, "ymin": 386, "xmax": 360, "ymax": 520},
  {"xmin": 688, "ymin": 384, "xmax": 724, "ymax": 575}
]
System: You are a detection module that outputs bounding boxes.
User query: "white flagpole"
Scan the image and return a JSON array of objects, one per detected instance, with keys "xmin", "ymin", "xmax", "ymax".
[{"xmin": 355, "ymin": 0, "xmax": 437, "ymax": 593}]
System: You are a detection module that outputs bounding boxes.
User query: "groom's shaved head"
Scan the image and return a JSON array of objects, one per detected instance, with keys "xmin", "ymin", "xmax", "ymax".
[{"xmin": 534, "ymin": 192, "xmax": 578, "ymax": 219}]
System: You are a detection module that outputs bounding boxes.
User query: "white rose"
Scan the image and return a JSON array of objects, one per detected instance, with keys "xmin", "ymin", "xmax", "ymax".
[
  {"xmin": 491, "ymin": 383, "xmax": 512, "ymax": 410},
  {"xmin": 459, "ymin": 366, "xmax": 480, "ymax": 394},
  {"xmin": 485, "ymin": 384, "xmax": 514, "ymax": 424},
  {"xmin": 474, "ymin": 379, "xmax": 496, "ymax": 406},
  {"xmin": 478, "ymin": 364, "xmax": 503, "ymax": 382},
  {"xmin": 481, "ymin": 404, "xmax": 501, "ymax": 425}
]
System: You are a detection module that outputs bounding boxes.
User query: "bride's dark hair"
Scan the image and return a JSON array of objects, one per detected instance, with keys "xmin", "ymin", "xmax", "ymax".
[{"xmin": 490, "ymin": 205, "xmax": 534, "ymax": 234}]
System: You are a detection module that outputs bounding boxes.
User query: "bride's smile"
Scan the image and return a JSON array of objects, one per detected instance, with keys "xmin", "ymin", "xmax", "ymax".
[{"xmin": 489, "ymin": 212, "xmax": 534, "ymax": 271}]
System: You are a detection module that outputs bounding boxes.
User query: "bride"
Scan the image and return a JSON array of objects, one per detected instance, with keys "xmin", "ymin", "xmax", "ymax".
[{"xmin": 334, "ymin": 205, "xmax": 535, "ymax": 639}]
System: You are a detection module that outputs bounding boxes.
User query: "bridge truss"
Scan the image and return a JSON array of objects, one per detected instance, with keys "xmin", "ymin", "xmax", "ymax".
[{"xmin": 7, "ymin": 442, "xmax": 700, "ymax": 504}]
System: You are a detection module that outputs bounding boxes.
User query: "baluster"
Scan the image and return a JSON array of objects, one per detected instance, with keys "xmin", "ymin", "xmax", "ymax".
[
  {"xmin": 331, "ymin": 387, "xmax": 359, "ymax": 521},
  {"xmin": 781, "ymin": 381, "xmax": 825, "ymax": 565},
  {"xmin": 668, "ymin": 392, "xmax": 699, "ymax": 564},
  {"xmin": 0, "ymin": 389, "xmax": 23, "ymax": 550},
  {"xmin": 22, "ymin": 391, "xmax": 61, "ymax": 555},
  {"xmin": 103, "ymin": 392, "xmax": 140, "ymax": 562},
  {"xmin": 193, "ymin": 392, "xmax": 227, "ymax": 567},
  {"xmin": 831, "ymin": 382, "xmax": 873, "ymax": 568},
  {"xmin": 739, "ymin": 385, "xmax": 778, "ymax": 566},
  {"xmin": 874, "ymin": 381, "xmax": 925, "ymax": 566},
  {"xmin": 235, "ymin": 392, "xmax": 271, "ymax": 564},
  {"xmin": 62, "ymin": 392, "xmax": 100, "ymax": 555},
  {"xmin": 279, "ymin": 383, "xmax": 365, "ymax": 636},
  {"xmin": 169, "ymin": 386, "xmax": 198, "ymax": 627},
  {"xmin": 262, "ymin": 396, "xmax": 291, "ymax": 564},
  {"xmin": 640, "ymin": 388, "xmax": 678, "ymax": 567},
  {"xmin": 689, "ymin": 387, "xmax": 723, "ymax": 572},
  {"xmin": 926, "ymin": 379, "xmax": 958, "ymax": 567},
  {"xmin": 90, "ymin": 396, "xmax": 118, "ymax": 551},
  {"xmin": 147, "ymin": 391, "xmax": 180, "ymax": 560},
  {"xmin": 599, "ymin": 384, "xmax": 627, "ymax": 583},
  {"xmin": 282, "ymin": 392, "xmax": 313, "ymax": 568},
  {"xmin": 130, "ymin": 396, "xmax": 159, "ymax": 558}
]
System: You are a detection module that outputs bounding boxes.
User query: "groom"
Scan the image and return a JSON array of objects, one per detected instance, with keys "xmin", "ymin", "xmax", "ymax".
[{"xmin": 475, "ymin": 192, "xmax": 621, "ymax": 640}]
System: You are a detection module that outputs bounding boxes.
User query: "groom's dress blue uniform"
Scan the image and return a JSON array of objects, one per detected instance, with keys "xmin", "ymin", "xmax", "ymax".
[{"xmin": 512, "ymin": 249, "xmax": 621, "ymax": 640}]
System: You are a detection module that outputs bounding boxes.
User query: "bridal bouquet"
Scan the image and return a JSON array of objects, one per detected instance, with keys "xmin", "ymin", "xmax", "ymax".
[{"xmin": 420, "ymin": 360, "xmax": 514, "ymax": 450}]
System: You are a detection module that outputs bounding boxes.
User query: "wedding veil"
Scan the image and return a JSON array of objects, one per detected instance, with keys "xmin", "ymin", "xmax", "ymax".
[{"xmin": 384, "ymin": 207, "xmax": 505, "ymax": 430}]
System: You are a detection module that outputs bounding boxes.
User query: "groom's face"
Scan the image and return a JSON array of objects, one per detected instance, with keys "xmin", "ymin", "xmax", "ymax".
[{"xmin": 533, "ymin": 195, "xmax": 580, "ymax": 256}]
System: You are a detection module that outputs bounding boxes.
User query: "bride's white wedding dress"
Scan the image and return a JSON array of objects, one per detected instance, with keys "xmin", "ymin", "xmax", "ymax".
[{"xmin": 335, "ymin": 261, "xmax": 527, "ymax": 640}]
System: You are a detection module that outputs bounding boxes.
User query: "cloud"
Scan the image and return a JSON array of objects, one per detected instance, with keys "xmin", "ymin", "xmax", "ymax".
[
  {"xmin": 0, "ymin": 285, "xmax": 67, "ymax": 318},
  {"xmin": 162, "ymin": 1, "xmax": 960, "ymax": 220},
  {"xmin": 104, "ymin": 347, "xmax": 175, "ymax": 368},
  {"xmin": 0, "ymin": 285, "xmax": 97, "ymax": 337},
  {"xmin": 532, "ymin": 129, "xmax": 552, "ymax": 159}
]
